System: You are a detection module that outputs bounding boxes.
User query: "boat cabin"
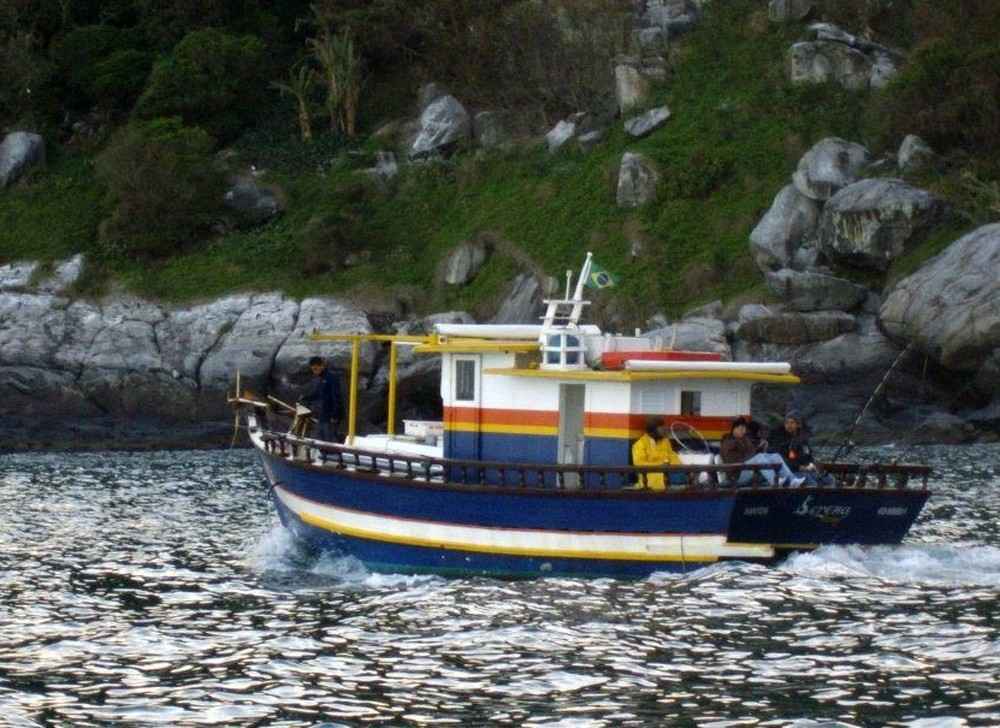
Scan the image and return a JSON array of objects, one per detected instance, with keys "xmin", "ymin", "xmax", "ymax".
[{"xmin": 310, "ymin": 254, "xmax": 798, "ymax": 485}]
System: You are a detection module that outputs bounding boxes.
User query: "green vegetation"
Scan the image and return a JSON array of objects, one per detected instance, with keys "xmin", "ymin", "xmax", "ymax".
[{"xmin": 1, "ymin": 0, "xmax": 997, "ymax": 324}]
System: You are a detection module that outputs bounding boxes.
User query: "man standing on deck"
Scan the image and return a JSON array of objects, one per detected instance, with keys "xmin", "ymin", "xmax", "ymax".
[{"xmin": 300, "ymin": 356, "xmax": 343, "ymax": 442}]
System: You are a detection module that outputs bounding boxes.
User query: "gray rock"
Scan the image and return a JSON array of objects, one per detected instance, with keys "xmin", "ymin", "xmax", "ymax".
[
  {"xmin": 614, "ymin": 64, "xmax": 650, "ymax": 114},
  {"xmin": 0, "ymin": 261, "xmax": 40, "ymax": 291},
  {"xmin": 792, "ymin": 138, "xmax": 871, "ymax": 201},
  {"xmin": 792, "ymin": 244, "xmax": 821, "ymax": 270},
  {"xmin": 546, "ymin": 119, "xmax": 578, "ymax": 153},
  {"xmin": 734, "ymin": 315, "xmax": 899, "ymax": 382},
  {"xmin": 199, "ymin": 293, "xmax": 300, "ymax": 394},
  {"xmin": 765, "ymin": 269, "xmax": 869, "ymax": 312},
  {"xmin": 910, "ymin": 411, "xmax": 976, "ymax": 445},
  {"xmin": 898, "ymin": 134, "xmax": 936, "ymax": 174},
  {"xmin": 869, "ymin": 51, "xmax": 900, "ymax": 89},
  {"xmin": 788, "ymin": 41, "xmax": 872, "ymax": 90},
  {"xmin": 645, "ymin": 317, "xmax": 732, "ymax": 360},
  {"xmin": 272, "ymin": 297, "xmax": 374, "ymax": 393},
  {"xmin": 624, "ymin": 106, "xmax": 671, "ymax": 139},
  {"xmin": 750, "ymin": 184, "xmax": 822, "ymax": 271},
  {"xmin": 493, "ymin": 273, "xmax": 547, "ymax": 325},
  {"xmin": 818, "ymin": 178, "xmax": 944, "ymax": 270},
  {"xmin": 0, "ymin": 366, "xmax": 98, "ymax": 418},
  {"xmin": 374, "ymin": 151, "xmax": 398, "ymax": 183},
  {"xmin": 0, "ymin": 292, "xmax": 69, "ymax": 368},
  {"xmin": 159, "ymin": 295, "xmax": 252, "ymax": 384},
  {"xmin": 37, "ymin": 254, "xmax": 85, "ymax": 294},
  {"xmin": 683, "ymin": 300, "xmax": 723, "ymax": 320},
  {"xmin": 0, "ymin": 131, "xmax": 45, "ymax": 188},
  {"xmin": 409, "ymin": 95, "xmax": 471, "ymax": 158},
  {"xmin": 473, "ymin": 111, "xmax": 510, "ymax": 149},
  {"xmin": 789, "ymin": 24, "xmax": 903, "ymax": 91},
  {"xmin": 769, "ymin": 0, "xmax": 814, "ymax": 22},
  {"xmin": 737, "ymin": 303, "xmax": 785, "ymax": 326},
  {"xmin": 645, "ymin": 0, "xmax": 702, "ymax": 35},
  {"xmin": 635, "ymin": 27, "xmax": 667, "ymax": 50},
  {"xmin": 223, "ymin": 177, "xmax": 283, "ymax": 224},
  {"xmin": 442, "ymin": 239, "xmax": 490, "ymax": 286},
  {"xmin": 617, "ymin": 152, "xmax": 660, "ymax": 208},
  {"xmin": 78, "ymin": 367, "xmax": 197, "ymax": 421},
  {"xmin": 738, "ymin": 310, "xmax": 856, "ymax": 345},
  {"xmin": 82, "ymin": 297, "xmax": 165, "ymax": 372},
  {"xmin": 577, "ymin": 129, "xmax": 607, "ymax": 153},
  {"xmin": 880, "ymin": 223, "xmax": 1000, "ymax": 382}
]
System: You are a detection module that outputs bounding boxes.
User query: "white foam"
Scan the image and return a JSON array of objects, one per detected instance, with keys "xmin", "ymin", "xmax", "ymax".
[{"xmin": 782, "ymin": 543, "xmax": 1000, "ymax": 586}]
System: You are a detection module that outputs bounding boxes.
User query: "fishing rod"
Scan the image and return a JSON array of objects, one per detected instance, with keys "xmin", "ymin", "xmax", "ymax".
[{"xmin": 830, "ymin": 342, "xmax": 914, "ymax": 464}]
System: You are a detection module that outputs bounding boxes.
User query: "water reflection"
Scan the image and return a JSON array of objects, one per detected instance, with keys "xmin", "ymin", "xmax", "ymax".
[{"xmin": 1, "ymin": 446, "xmax": 999, "ymax": 725}]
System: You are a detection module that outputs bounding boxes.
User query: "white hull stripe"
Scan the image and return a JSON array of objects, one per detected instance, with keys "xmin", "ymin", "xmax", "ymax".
[{"xmin": 274, "ymin": 485, "xmax": 775, "ymax": 563}]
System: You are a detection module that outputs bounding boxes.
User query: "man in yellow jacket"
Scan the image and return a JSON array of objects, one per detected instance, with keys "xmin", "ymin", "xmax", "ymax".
[{"xmin": 631, "ymin": 416, "xmax": 681, "ymax": 491}]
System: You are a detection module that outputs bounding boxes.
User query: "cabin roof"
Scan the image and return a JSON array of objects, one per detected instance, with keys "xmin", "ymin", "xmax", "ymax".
[{"xmin": 481, "ymin": 367, "xmax": 801, "ymax": 385}]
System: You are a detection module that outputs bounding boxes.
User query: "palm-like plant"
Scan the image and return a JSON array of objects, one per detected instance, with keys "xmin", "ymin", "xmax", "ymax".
[{"xmin": 271, "ymin": 62, "xmax": 316, "ymax": 142}]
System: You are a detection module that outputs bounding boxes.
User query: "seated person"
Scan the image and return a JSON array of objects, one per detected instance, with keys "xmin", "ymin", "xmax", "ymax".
[
  {"xmin": 631, "ymin": 416, "xmax": 682, "ymax": 491},
  {"xmin": 769, "ymin": 410, "xmax": 833, "ymax": 486},
  {"xmin": 719, "ymin": 416, "xmax": 805, "ymax": 487}
]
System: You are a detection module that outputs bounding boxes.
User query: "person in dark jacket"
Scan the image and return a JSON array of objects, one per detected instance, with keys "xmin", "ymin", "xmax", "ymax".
[
  {"xmin": 720, "ymin": 416, "xmax": 803, "ymax": 487},
  {"xmin": 300, "ymin": 356, "xmax": 343, "ymax": 442},
  {"xmin": 769, "ymin": 410, "xmax": 832, "ymax": 485}
]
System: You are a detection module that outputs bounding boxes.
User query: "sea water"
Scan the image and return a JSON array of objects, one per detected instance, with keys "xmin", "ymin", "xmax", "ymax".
[{"xmin": 1, "ymin": 445, "xmax": 999, "ymax": 727}]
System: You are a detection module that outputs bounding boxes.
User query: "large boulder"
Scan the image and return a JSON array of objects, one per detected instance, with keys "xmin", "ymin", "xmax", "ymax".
[
  {"xmin": 0, "ymin": 292, "xmax": 69, "ymax": 368},
  {"xmin": 409, "ymin": 95, "xmax": 471, "ymax": 158},
  {"xmin": 645, "ymin": 318, "xmax": 731, "ymax": 360},
  {"xmin": 817, "ymin": 178, "xmax": 944, "ymax": 270},
  {"xmin": 788, "ymin": 24, "xmax": 903, "ymax": 91},
  {"xmin": 442, "ymin": 238, "xmax": 490, "ymax": 285},
  {"xmin": 624, "ymin": 106, "xmax": 671, "ymax": 139},
  {"xmin": 737, "ymin": 310, "xmax": 856, "ymax": 345},
  {"xmin": 765, "ymin": 269, "xmax": 868, "ymax": 312},
  {"xmin": 792, "ymin": 137, "xmax": 870, "ymax": 201},
  {"xmin": 617, "ymin": 152, "xmax": 660, "ymax": 208},
  {"xmin": 198, "ymin": 293, "xmax": 300, "ymax": 395},
  {"xmin": 880, "ymin": 224, "xmax": 1000, "ymax": 390},
  {"xmin": 749, "ymin": 184, "xmax": 822, "ymax": 271},
  {"xmin": 614, "ymin": 65, "xmax": 650, "ymax": 114},
  {"xmin": 158, "ymin": 295, "xmax": 253, "ymax": 384},
  {"xmin": 734, "ymin": 315, "xmax": 899, "ymax": 382},
  {"xmin": 0, "ymin": 132, "xmax": 45, "ymax": 188},
  {"xmin": 417, "ymin": 82, "xmax": 449, "ymax": 113},
  {"xmin": 493, "ymin": 273, "xmax": 551, "ymax": 325},
  {"xmin": 271, "ymin": 297, "xmax": 374, "ymax": 404}
]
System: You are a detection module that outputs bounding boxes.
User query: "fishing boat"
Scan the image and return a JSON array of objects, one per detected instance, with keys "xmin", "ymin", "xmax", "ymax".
[{"xmin": 232, "ymin": 254, "xmax": 931, "ymax": 578}]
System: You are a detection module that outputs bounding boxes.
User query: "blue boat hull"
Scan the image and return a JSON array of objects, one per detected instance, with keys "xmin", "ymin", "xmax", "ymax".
[{"xmin": 260, "ymin": 450, "xmax": 929, "ymax": 579}]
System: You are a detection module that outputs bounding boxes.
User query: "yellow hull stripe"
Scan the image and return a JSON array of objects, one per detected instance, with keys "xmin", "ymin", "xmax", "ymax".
[{"xmin": 275, "ymin": 486, "xmax": 775, "ymax": 562}]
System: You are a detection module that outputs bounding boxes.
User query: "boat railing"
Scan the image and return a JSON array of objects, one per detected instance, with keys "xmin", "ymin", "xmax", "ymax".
[{"xmin": 259, "ymin": 431, "xmax": 931, "ymax": 492}]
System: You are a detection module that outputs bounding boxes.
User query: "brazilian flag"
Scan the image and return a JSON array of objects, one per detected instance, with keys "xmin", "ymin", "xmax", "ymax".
[{"xmin": 586, "ymin": 261, "xmax": 618, "ymax": 289}]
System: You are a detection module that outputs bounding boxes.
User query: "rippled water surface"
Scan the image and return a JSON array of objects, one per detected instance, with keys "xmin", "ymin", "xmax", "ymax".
[{"xmin": 2, "ymin": 445, "xmax": 1000, "ymax": 727}]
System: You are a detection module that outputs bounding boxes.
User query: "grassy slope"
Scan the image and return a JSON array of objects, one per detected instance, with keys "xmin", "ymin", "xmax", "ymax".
[{"xmin": 0, "ymin": 0, "xmax": 974, "ymax": 321}]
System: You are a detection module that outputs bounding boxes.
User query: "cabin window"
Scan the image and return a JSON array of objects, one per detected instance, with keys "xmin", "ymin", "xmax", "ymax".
[
  {"xmin": 455, "ymin": 359, "xmax": 476, "ymax": 401},
  {"xmin": 681, "ymin": 390, "xmax": 702, "ymax": 416}
]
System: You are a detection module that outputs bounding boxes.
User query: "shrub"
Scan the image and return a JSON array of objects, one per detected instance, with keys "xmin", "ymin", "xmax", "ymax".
[
  {"xmin": 52, "ymin": 25, "xmax": 151, "ymax": 111},
  {"xmin": 881, "ymin": 40, "xmax": 1000, "ymax": 176},
  {"xmin": 133, "ymin": 28, "xmax": 265, "ymax": 142},
  {"xmin": 0, "ymin": 29, "xmax": 54, "ymax": 127},
  {"xmin": 95, "ymin": 117, "xmax": 225, "ymax": 258}
]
